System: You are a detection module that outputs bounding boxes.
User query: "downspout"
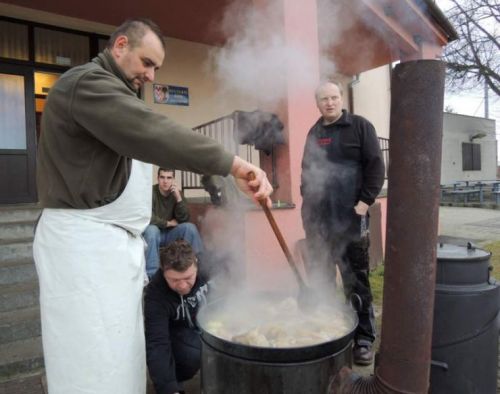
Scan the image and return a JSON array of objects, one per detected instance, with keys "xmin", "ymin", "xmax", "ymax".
[
  {"xmin": 347, "ymin": 75, "xmax": 360, "ymax": 114},
  {"xmin": 331, "ymin": 59, "xmax": 446, "ymax": 393}
]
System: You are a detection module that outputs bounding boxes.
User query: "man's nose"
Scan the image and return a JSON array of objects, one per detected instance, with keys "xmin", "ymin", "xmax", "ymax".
[{"xmin": 145, "ymin": 67, "xmax": 155, "ymax": 82}]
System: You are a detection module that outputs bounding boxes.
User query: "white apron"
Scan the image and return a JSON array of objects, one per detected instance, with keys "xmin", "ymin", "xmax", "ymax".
[{"xmin": 33, "ymin": 160, "xmax": 152, "ymax": 394}]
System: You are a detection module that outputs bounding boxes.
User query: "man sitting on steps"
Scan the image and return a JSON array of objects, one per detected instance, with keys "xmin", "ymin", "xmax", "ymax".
[{"xmin": 143, "ymin": 168, "xmax": 203, "ymax": 279}]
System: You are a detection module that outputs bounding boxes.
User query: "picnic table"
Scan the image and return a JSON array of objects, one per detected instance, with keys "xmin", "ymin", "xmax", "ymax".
[
  {"xmin": 445, "ymin": 180, "xmax": 500, "ymax": 204},
  {"xmin": 445, "ymin": 188, "xmax": 484, "ymax": 203}
]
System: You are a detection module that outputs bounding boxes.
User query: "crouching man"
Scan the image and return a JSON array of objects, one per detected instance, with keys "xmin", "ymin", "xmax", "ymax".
[{"xmin": 144, "ymin": 240, "xmax": 207, "ymax": 394}]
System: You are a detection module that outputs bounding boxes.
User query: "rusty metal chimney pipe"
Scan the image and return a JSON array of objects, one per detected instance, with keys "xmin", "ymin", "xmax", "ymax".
[
  {"xmin": 332, "ymin": 60, "xmax": 446, "ymax": 393},
  {"xmin": 377, "ymin": 59, "xmax": 445, "ymax": 393}
]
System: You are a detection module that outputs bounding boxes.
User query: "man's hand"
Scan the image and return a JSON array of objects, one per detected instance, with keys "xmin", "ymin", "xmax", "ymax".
[
  {"xmin": 230, "ymin": 156, "xmax": 273, "ymax": 207},
  {"xmin": 166, "ymin": 219, "xmax": 178, "ymax": 228},
  {"xmin": 169, "ymin": 183, "xmax": 182, "ymax": 202},
  {"xmin": 354, "ymin": 201, "xmax": 369, "ymax": 216}
]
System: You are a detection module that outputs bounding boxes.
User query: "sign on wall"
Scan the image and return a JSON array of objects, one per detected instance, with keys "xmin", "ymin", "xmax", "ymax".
[{"xmin": 153, "ymin": 83, "xmax": 189, "ymax": 106}]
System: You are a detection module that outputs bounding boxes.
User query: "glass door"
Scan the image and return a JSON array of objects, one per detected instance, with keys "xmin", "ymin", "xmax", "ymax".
[{"xmin": 0, "ymin": 64, "xmax": 36, "ymax": 204}]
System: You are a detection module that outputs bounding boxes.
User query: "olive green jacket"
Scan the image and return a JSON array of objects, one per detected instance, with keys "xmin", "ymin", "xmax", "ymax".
[
  {"xmin": 150, "ymin": 184, "xmax": 189, "ymax": 229},
  {"xmin": 37, "ymin": 49, "xmax": 233, "ymax": 208}
]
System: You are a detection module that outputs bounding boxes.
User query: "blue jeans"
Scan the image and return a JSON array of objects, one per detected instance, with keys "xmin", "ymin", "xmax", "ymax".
[{"xmin": 143, "ymin": 223, "xmax": 204, "ymax": 278}]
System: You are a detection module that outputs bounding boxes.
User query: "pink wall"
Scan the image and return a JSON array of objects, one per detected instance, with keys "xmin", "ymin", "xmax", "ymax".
[
  {"xmin": 240, "ymin": 0, "xmax": 321, "ymax": 292},
  {"xmin": 194, "ymin": 0, "xmax": 389, "ymax": 291}
]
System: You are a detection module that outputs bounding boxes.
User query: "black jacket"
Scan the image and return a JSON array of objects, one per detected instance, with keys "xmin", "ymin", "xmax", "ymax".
[
  {"xmin": 301, "ymin": 110, "xmax": 385, "ymax": 238},
  {"xmin": 144, "ymin": 269, "xmax": 208, "ymax": 394}
]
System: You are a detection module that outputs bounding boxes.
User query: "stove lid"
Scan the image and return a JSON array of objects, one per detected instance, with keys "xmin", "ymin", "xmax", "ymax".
[{"xmin": 437, "ymin": 242, "xmax": 491, "ymax": 262}]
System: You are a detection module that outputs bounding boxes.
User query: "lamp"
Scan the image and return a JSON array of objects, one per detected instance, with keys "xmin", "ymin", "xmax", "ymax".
[{"xmin": 469, "ymin": 132, "xmax": 487, "ymax": 142}]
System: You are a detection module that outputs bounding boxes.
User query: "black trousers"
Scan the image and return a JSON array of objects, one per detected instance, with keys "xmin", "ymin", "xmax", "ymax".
[
  {"xmin": 305, "ymin": 233, "xmax": 376, "ymax": 345},
  {"xmin": 339, "ymin": 237, "xmax": 376, "ymax": 345},
  {"xmin": 171, "ymin": 326, "xmax": 201, "ymax": 383}
]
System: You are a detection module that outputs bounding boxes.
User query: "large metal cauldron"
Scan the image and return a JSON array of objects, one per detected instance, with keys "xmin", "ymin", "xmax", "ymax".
[
  {"xmin": 430, "ymin": 243, "xmax": 500, "ymax": 393},
  {"xmin": 197, "ymin": 292, "xmax": 357, "ymax": 394}
]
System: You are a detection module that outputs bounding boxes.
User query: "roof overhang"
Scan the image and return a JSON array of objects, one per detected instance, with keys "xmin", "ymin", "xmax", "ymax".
[{"xmin": 0, "ymin": 0, "xmax": 457, "ymax": 75}]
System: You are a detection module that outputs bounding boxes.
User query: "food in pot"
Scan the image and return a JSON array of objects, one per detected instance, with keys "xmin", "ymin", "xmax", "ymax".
[{"xmin": 200, "ymin": 296, "xmax": 355, "ymax": 348}]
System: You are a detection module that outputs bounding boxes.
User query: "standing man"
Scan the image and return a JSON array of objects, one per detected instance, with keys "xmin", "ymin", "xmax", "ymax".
[
  {"xmin": 144, "ymin": 239, "xmax": 207, "ymax": 394},
  {"xmin": 34, "ymin": 18, "xmax": 272, "ymax": 394},
  {"xmin": 144, "ymin": 168, "xmax": 204, "ymax": 278},
  {"xmin": 300, "ymin": 80, "xmax": 385, "ymax": 366}
]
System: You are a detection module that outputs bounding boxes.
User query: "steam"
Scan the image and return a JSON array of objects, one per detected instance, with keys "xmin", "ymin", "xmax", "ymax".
[
  {"xmin": 199, "ymin": 175, "xmax": 252, "ymax": 294},
  {"xmin": 209, "ymin": 0, "xmax": 321, "ymax": 109},
  {"xmin": 203, "ymin": 0, "xmax": 388, "ymax": 310}
]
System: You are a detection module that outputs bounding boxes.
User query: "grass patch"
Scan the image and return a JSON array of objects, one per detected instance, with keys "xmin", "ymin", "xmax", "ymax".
[
  {"xmin": 370, "ymin": 264, "xmax": 385, "ymax": 308},
  {"xmin": 370, "ymin": 240, "xmax": 500, "ymax": 311},
  {"xmin": 480, "ymin": 240, "xmax": 500, "ymax": 279}
]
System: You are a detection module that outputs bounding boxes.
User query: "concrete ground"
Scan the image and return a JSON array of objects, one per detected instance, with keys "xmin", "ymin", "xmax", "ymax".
[{"xmin": 439, "ymin": 205, "xmax": 500, "ymax": 245}]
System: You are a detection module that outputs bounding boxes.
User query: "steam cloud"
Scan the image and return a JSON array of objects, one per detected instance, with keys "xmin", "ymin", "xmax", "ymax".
[
  {"xmin": 209, "ymin": 0, "xmax": 322, "ymax": 109},
  {"xmin": 203, "ymin": 0, "xmax": 391, "ymax": 306}
]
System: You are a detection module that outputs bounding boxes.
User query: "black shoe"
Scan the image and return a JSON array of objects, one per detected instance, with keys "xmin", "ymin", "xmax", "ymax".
[{"xmin": 353, "ymin": 344, "xmax": 374, "ymax": 366}]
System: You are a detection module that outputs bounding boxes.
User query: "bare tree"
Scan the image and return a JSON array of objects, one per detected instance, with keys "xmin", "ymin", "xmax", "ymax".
[{"xmin": 442, "ymin": 0, "xmax": 499, "ymax": 96}]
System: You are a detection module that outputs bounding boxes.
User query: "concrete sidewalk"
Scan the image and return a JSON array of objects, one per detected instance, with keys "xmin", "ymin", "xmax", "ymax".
[{"xmin": 439, "ymin": 205, "xmax": 500, "ymax": 245}]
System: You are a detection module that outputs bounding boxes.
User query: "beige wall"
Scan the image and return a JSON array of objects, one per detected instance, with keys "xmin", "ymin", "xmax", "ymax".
[
  {"xmin": 351, "ymin": 64, "xmax": 391, "ymax": 139},
  {"xmin": 145, "ymin": 37, "xmax": 259, "ymax": 128}
]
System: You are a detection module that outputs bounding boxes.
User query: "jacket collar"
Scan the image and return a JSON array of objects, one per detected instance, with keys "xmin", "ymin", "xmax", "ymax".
[
  {"xmin": 150, "ymin": 268, "xmax": 204, "ymax": 298},
  {"xmin": 93, "ymin": 49, "xmax": 137, "ymax": 93},
  {"xmin": 317, "ymin": 109, "xmax": 352, "ymax": 128}
]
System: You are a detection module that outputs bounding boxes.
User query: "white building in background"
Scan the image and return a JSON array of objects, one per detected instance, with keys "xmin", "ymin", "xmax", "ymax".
[
  {"xmin": 351, "ymin": 65, "xmax": 498, "ymax": 186},
  {"xmin": 441, "ymin": 113, "xmax": 497, "ymax": 184}
]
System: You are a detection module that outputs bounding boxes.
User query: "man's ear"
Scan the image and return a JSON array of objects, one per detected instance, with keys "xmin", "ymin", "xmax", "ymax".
[{"xmin": 111, "ymin": 35, "xmax": 129, "ymax": 57}]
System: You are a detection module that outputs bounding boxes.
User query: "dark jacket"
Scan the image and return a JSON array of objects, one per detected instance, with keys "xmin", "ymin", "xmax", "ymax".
[
  {"xmin": 144, "ymin": 269, "xmax": 208, "ymax": 394},
  {"xmin": 150, "ymin": 184, "xmax": 190, "ymax": 229},
  {"xmin": 301, "ymin": 110, "xmax": 385, "ymax": 238},
  {"xmin": 37, "ymin": 49, "xmax": 233, "ymax": 209}
]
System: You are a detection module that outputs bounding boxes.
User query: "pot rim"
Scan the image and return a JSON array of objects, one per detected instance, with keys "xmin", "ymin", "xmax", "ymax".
[{"xmin": 197, "ymin": 292, "xmax": 358, "ymax": 363}]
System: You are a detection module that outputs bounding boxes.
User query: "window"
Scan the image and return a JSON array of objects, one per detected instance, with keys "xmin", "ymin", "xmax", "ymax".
[
  {"xmin": 0, "ymin": 17, "xmax": 109, "ymax": 66},
  {"xmin": 0, "ymin": 73, "xmax": 26, "ymax": 149},
  {"xmin": 0, "ymin": 21, "xmax": 29, "ymax": 60},
  {"xmin": 35, "ymin": 27, "xmax": 89, "ymax": 66},
  {"xmin": 98, "ymin": 38, "xmax": 109, "ymax": 53},
  {"xmin": 462, "ymin": 142, "xmax": 481, "ymax": 171}
]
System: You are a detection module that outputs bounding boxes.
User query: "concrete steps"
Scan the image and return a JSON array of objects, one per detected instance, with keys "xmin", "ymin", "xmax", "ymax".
[
  {"xmin": 0, "ymin": 239, "xmax": 34, "ymax": 265},
  {"xmin": 0, "ymin": 307, "xmax": 41, "ymax": 344},
  {"xmin": 0, "ymin": 204, "xmax": 44, "ymax": 387},
  {"xmin": 0, "ymin": 337, "xmax": 44, "ymax": 382},
  {"xmin": 0, "ymin": 371, "xmax": 46, "ymax": 394},
  {"xmin": 0, "ymin": 258, "xmax": 38, "ymax": 286},
  {"xmin": 0, "ymin": 219, "xmax": 36, "ymax": 240},
  {"xmin": 0, "ymin": 282, "xmax": 39, "ymax": 313}
]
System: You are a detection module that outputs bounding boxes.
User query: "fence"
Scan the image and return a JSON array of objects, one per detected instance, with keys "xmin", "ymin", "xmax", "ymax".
[
  {"xmin": 181, "ymin": 119, "xmax": 390, "ymax": 190},
  {"xmin": 379, "ymin": 137, "xmax": 389, "ymax": 180},
  {"xmin": 181, "ymin": 113, "xmax": 256, "ymax": 190}
]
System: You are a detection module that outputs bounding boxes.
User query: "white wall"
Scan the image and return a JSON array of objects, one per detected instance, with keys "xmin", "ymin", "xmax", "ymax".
[{"xmin": 441, "ymin": 112, "xmax": 497, "ymax": 184}]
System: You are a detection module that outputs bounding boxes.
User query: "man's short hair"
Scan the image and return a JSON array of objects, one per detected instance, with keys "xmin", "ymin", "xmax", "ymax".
[
  {"xmin": 315, "ymin": 80, "xmax": 344, "ymax": 101},
  {"xmin": 107, "ymin": 18, "xmax": 166, "ymax": 51},
  {"xmin": 157, "ymin": 167, "xmax": 174, "ymax": 177},
  {"xmin": 160, "ymin": 240, "xmax": 197, "ymax": 272}
]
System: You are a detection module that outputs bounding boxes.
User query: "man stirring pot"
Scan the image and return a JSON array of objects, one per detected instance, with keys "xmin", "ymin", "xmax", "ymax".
[{"xmin": 34, "ymin": 18, "xmax": 272, "ymax": 394}]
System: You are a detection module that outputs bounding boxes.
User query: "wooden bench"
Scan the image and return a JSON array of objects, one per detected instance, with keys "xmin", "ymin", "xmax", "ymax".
[{"xmin": 445, "ymin": 189, "xmax": 483, "ymax": 203}]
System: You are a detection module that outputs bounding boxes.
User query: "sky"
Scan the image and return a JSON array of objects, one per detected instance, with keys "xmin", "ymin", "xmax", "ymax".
[{"xmin": 435, "ymin": 0, "xmax": 500, "ymax": 161}]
